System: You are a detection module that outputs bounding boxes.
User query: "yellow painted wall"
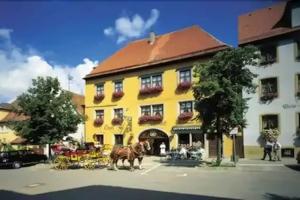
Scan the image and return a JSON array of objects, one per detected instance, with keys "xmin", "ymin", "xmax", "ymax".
[{"xmin": 85, "ymin": 58, "xmax": 233, "ymax": 157}]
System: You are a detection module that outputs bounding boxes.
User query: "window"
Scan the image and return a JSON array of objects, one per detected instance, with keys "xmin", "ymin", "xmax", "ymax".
[
  {"xmin": 141, "ymin": 74, "xmax": 162, "ymax": 88},
  {"xmin": 141, "ymin": 105, "xmax": 163, "ymax": 116},
  {"xmin": 260, "ymin": 78, "xmax": 278, "ymax": 99},
  {"xmin": 291, "ymin": 4, "xmax": 300, "ymax": 28},
  {"xmin": 114, "ymin": 81, "xmax": 123, "ymax": 92},
  {"xmin": 179, "ymin": 101, "xmax": 193, "ymax": 113},
  {"xmin": 261, "ymin": 114, "xmax": 279, "ymax": 130},
  {"xmin": 296, "ymin": 41, "xmax": 300, "ymax": 60},
  {"xmin": 95, "ymin": 135, "xmax": 104, "ymax": 145},
  {"xmin": 114, "ymin": 108, "xmax": 123, "ymax": 119},
  {"xmin": 178, "ymin": 134, "xmax": 189, "ymax": 145},
  {"xmin": 179, "ymin": 69, "xmax": 191, "ymax": 83},
  {"xmin": 96, "ymin": 84, "xmax": 104, "ymax": 95},
  {"xmin": 115, "ymin": 135, "xmax": 123, "ymax": 146},
  {"xmin": 95, "ymin": 110, "xmax": 104, "ymax": 119},
  {"xmin": 152, "ymin": 105, "xmax": 163, "ymax": 116},
  {"xmin": 260, "ymin": 45, "xmax": 277, "ymax": 65},
  {"xmin": 141, "ymin": 106, "xmax": 151, "ymax": 116}
]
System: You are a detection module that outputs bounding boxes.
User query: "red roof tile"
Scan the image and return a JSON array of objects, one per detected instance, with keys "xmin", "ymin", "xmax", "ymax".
[
  {"xmin": 239, "ymin": 1, "xmax": 300, "ymax": 44},
  {"xmin": 86, "ymin": 25, "xmax": 228, "ymax": 78}
]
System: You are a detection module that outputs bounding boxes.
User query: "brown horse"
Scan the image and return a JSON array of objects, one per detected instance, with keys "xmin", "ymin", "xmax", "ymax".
[{"xmin": 109, "ymin": 140, "xmax": 150, "ymax": 171}]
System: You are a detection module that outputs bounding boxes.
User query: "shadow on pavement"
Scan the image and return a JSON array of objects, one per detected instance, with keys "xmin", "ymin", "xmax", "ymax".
[
  {"xmin": 284, "ymin": 164, "xmax": 300, "ymax": 172},
  {"xmin": 0, "ymin": 185, "xmax": 236, "ymax": 200},
  {"xmin": 152, "ymin": 157, "xmax": 204, "ymax": 167},
  {"xmin": 264, "ymin": 193, "xmax": 300, "ymax": 200}
]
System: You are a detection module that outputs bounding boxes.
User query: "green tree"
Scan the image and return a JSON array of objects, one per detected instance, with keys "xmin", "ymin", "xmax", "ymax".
[
  {"xmin": 12, "ymin": 77, "xmax": 83, "ymax": 156},
  {"xmin": 193, "ymin": 46, "xmax": 260, "ymax": 165}
]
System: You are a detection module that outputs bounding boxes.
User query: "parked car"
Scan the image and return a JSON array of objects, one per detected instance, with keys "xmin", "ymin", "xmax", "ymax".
[{"xmin": 0, "ymin": 150, "xmax": 47, "ymax": 169}]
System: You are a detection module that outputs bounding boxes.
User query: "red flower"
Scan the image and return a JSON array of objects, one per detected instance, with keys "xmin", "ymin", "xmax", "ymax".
[
  {"xmin": 177, "ymin": 81, "xmax": 192, "ymax": 90},
  {"xmin": 94, "ymin": 93, "xmax": 105, "ymax": 101},
  {"xmin": 139, "ymin": 86, "xmax": 163, "ymax": 95},
  {"xmin": 112, "ymin": 118, "xmax": 123, "ymax": 125},
  {"xmin": 112, "ymin": 91, "xmax": 124, "ymax": 98},
  {"xmin": 138, "ymin": 115, "xmax": 163, "ymax": 124},
  {"xmin": 94, "ymin": 118, "xmax": 103, "ymax": 126},
  {"xmin": 178, "ymin": 112, "xmax": 193, "ymax": 121}
]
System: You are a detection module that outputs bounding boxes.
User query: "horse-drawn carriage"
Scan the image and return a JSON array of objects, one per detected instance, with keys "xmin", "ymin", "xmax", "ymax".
[{"xmin": 52, "ymin": 144, "xmax": 112, "ymax": 170}]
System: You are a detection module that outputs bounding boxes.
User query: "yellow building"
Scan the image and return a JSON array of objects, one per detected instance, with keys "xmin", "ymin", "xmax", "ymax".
[{"xmin": 84, "ymin": 26, "xmax": 234, "ymax": 157}]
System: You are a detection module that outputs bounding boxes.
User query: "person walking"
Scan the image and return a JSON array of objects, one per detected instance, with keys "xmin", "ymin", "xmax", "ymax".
[
  {"xmin": 273, "ymin": 140, "xmax": 281, "ymax": 161},
  {"xmin": 261, "ymin": 140, "xmax": 273, "ymax": 161}
]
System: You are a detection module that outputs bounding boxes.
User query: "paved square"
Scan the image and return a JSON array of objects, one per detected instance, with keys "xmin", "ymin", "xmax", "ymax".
[{"xmin": 0, "ymin": 157, "xmax": 300, "ymax": 200}]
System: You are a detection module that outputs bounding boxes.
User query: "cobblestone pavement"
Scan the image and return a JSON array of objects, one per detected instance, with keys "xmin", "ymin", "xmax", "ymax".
[{"xmin": 0, "ymin": 156, "xmax": 299, "ymax": 200}]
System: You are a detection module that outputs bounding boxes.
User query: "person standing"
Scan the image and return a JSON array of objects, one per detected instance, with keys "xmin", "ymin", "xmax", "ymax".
[
  {"xmin": 273, "ymin": 140, "xmax": 281, "ymax": 161},
  {"xmin": 261, "ymin": 140, "xmax": 273, "ymax": 161},
  {"xmin": 160, "ymin": 142, "xmax": 166, "ymax": 156}
]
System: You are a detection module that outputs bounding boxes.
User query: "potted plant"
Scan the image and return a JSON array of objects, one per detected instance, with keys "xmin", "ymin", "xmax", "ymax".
[
  {"xmin": 177, "ymin": 81, "xmax": 192, "ymax": 90},
  {"xmin": 112, "ymin": 91, "xmax": 124, "ymax": 99},
  {"xmin": 178, "ymin": 112, "xmax": 193, "ymax": 121},
  {"xmin": 112, "ymin": 117, "xmax": 123, "ymax": 125}
]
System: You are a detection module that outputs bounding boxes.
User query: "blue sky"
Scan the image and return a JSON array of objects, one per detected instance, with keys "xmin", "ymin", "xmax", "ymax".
[{"xmin": 0, "ymin": 0, "xmax": 279, "ymax": 102}]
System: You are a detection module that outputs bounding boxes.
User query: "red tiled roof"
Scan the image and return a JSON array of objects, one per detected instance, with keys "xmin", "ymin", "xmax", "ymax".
[
  {"xmin": 239, "ymin": 0, "xmax": 300, "ymax": 44},
  {"xmin": 86, "ymin": 25, "xmax": 228, "ymax": 78},
  {"xmin": 69, "ymin": 92, "xmax": 85, "ymax": 115},
  {"xmin": 0, "ymin": 112, "xmax": 29, "ymax": 123}
]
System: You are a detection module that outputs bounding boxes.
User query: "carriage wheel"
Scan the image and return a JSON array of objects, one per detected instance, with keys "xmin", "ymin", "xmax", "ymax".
[
  {"xmin": 83, "ymin": 159, "xmax": 96, "ymax": 170},
  {"xmin": 54, "ymin": 156, "xmax": 70, "ymax": 170}
]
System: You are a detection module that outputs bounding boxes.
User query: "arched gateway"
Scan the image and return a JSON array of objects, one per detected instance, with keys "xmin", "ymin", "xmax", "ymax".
[{"xmin": 139, "ymin": 129, "xmax": 169, "ymax": 155}]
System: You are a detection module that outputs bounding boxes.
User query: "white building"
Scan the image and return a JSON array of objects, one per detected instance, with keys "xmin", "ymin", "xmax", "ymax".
[{"xmin": 239, "ymin": 0, "xmax": 300, "ymax": 158}]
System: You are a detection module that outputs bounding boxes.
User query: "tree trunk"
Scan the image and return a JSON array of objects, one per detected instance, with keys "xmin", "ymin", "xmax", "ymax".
[
  {"xmin": 48, "ymin": 143, "xmax": 52, "ymax": 160},
  {"xmin": 216, "ymin": 116, "xmax": 222, "ymax": 165}
]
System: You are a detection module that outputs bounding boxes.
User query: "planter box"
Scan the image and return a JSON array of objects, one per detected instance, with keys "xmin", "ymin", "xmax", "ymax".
[
  {"xmin": 112, "ymin": 91, "xmax": 124, "ymax": 98},
  {"xmin": 177, "ymin": 112, "xmax": 193, "ymax": 121},
  {"xmin": 94, "ymin": 94, "xmax": 105, "ymax": 101},
  {"xmin": 138, "ymin": 115, "xmax": 163, "ymax": 124},
  {"xmin": 177, "ymin": 81, "xmax": 192, "ymax": 90},
  {"xmin": 112, "ymin": 118, "xmax": 123, "ymax": 125},
  {"xmin": 94, "ymin": 118, "xmax": 103, "ymax": 126},
  {"xmin": 139, "ymin": 86, "xmax": 163, "ymax": 95}
]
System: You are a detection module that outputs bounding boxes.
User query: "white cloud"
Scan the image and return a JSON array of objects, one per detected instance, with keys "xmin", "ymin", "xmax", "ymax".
[
  {"xmin": 104, "ymin": 9, "xmax": 160, "ymax": 44},
  {"xmin": 0, "ymin": 29, "xmax": 97, "ymax": 102},
  {"xmin": 0, "ymin": 28, "xmax": 13, "ymax": 41}
]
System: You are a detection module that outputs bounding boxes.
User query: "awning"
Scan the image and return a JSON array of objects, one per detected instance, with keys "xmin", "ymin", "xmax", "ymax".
[{"xmin": 171, "ymin": 125, "xmax": 202, "ymax": 134}]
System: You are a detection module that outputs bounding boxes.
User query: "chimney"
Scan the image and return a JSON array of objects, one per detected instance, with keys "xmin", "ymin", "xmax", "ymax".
[{"xmin": 148, "ymin": 32, "xmax": 156, "ymax": 45}]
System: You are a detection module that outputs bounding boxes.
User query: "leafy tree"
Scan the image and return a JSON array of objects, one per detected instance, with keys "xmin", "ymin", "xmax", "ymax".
[
  {"xmin": 193, "ymin": 46, "xmax": 260, "ymax": 165},
  {"xmin": 11, "ymin": 77, "xmax": 83, "ymax": 156}
]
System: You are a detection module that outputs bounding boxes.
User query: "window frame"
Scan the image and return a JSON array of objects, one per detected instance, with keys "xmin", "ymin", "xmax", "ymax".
[
  {"xmin": 114, "ymin": 81, "xmax": 123, "ymax": 92},
  {"xmin": 140, "ymin": 74, "xmax": 162, "ymax": 89},
  {"xmin": 140, "ymin": 104, "xmax": 164, "ymax": 117},
  {"xmin": 259, "ymin": 77, "xmax": 279, "ymax": 99},
  {"xmin": 114, "ymin": 108, "xmax": 123, "ymax": 119},
  {"xmin": 179, "ymin": 69, "xmax": 192, "ymax": 83},
  {"xmin": 260, "ymin": 114, "xmax": 280, "ymax": 131},
  {"xmin": 259, "ymin": 45, "xmax": 278, "ymax": 65},
  {"xmin": 114, "ymin": 134, "xmax": 124, "ymax": 146},
  {"xmin": 95, "ymin": 83, "xmax": 104, "ymax": 95},
  {"xmin": 95, "ymin": 110, "xmax": 104, "ymax": 119},
  {"xmin": 179, "ymin": 101, "xmax": 193, "ymax": 114}
]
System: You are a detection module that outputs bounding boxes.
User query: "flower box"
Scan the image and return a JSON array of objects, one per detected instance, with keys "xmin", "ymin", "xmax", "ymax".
[
  {"xmin": 177, "ymin": 112, "xmax": 193, "ymax": 121},
  {"xmin": 138, "ymin": 115, "xmax": 163, "ymax": 124},
  {"xmin": 94, "ymin": 93, "xmax": 105, "ymax": 101},
  {"xmin": 139, "ymin": 86, "xmax": 163, "ymax": 95},
  {"xmin": 94, "ymin": 118, "xmax": 103, "ymax": 126},
  {"xmin": 260, "ymin": 92, "xmax": 278, "ymax": 101},
  {"xmin": 112, "ymin": 118, "xmax": 123, "ymax": 125},
  {"xmin": 112, "ymin": 91, "xmax": 124, "ymax": 98},
  {"xmin": 177, "ymin": 81, "xmax": 192, "ymax": 90}
]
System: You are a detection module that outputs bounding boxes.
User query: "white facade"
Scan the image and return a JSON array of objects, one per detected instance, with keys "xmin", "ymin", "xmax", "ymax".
[{"xmin": 244, "ymin": 40, "xmax": 300, "ymax": 148}]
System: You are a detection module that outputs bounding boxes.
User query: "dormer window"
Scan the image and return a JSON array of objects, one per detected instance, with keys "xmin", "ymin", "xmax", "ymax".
[
  {"xmin": 291, "ymin": 3, "xmax": 300, "ymax": 28},
  {"xmin": 260, "ymin": 45, "xmax": 277, "ymax": 65}
]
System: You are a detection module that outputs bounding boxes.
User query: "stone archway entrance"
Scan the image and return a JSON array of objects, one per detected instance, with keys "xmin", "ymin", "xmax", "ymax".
[{"xmin": 139, "ymin": 129, "xmax": 169, "ymax": 155}]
